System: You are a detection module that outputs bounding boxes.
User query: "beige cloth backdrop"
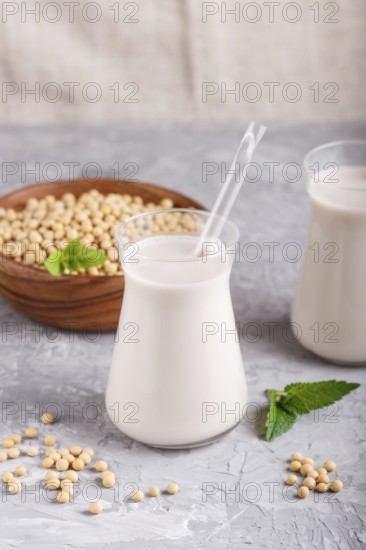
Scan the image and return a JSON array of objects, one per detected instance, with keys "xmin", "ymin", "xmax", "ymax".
[{"xmin": 0, "ymin": 0, "xmax": 365, "ymax": 125}]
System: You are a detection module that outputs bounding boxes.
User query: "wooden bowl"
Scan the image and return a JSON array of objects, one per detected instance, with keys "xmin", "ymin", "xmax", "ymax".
[{"xmin": 0, "ymin": 179, "xmax": 205, "ymax": 332}]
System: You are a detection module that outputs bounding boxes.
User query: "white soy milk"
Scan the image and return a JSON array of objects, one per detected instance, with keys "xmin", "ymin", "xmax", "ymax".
[
  {"xmin": 292, "ymin": 166, "xmax": 366, "ymax": 364},
  {"xmin": 106, "ymin": 235, "xmax": 247, "ymax": 447}
]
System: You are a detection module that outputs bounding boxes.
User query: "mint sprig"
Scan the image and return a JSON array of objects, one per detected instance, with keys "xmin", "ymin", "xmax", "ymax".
[
  {"xmin": 265, "ymin": 380, "xmax": 360, "ymax": 441},
  {"xmin": 266, "ymin": 390, "xmax": 298, "ymax": 441},
  {"xmin": 45, "ymin": 239, "xmax": 107, "ymax": 276}
]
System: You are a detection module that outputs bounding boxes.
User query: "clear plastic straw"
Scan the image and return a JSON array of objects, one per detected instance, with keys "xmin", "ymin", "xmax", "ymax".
[{"xmin": 194, "ymin": 121, "xmax": 266, "ymax": 256}]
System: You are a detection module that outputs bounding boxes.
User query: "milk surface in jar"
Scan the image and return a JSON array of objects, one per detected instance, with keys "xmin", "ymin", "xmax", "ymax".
[
  {"xmin": 292, "ymin": 141, "xmax": 366, "ymax": 364},
  {"xmin": 106, "ymin": 210, "xmax": 247, "ymax": 448}
]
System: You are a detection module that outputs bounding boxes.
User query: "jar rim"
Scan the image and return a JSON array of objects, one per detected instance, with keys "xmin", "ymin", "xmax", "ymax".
[
  {"xmin": 304, "ymin": 140, "xmax": 366, "ymax": 192},
  {"xmin": 115, "ymin": 208, "xmax": 240, "ymax": 262}
]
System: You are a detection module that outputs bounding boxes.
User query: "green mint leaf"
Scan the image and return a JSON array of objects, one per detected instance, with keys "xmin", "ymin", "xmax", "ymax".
[
  {"xmin": 61, "ymin": 239, "xmax": 82, "ymax": 271},
  {"xmin": 77, "ymin": 246, "xmax": 107, "ymax": 269},
  {"xmin": 264, "ymin": 380, "xmax": 360, "ymax": 440},
  {"xmin": 45, "ymin": 250, "xmax": 64, "ymax": 276},
  {"xmin": 281, "ymin": 380, "xmax": 360, "ymax": 415},
  {"xmin": 265, "ymin": 390, "xmax": 297, "ymax": 441},
  {"xmin": 45, "ymin": 239, "xmax": 107, "ymax": 274}
]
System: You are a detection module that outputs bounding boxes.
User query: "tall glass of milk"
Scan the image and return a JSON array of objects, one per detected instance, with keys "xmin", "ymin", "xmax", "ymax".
[
  {"xmin": 106, "ymin": 209, "xmax": 247, "ymax": 447},
  {"xmin": 291, "ymin": 140, "xmax": 366, "ymax": 365}
]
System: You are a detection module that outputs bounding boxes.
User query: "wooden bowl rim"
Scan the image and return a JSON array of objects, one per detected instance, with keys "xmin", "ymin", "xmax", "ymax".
[{"xmin": 0, "ymin": 179, "xmax": 206, "ymax": 283}]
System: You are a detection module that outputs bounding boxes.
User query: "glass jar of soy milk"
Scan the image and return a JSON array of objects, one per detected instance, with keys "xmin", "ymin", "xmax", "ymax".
[
  {"xmin": 292, "ymin": 141, "xmax": 366, "ymax": 365},
  {"xmin": 106, "ymin": 209, "xmax": 247, "ymax": 448}
]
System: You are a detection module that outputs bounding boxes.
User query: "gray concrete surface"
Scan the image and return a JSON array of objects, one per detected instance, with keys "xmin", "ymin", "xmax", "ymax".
[{"xmin": 0, "ymin": 124, "xmax": 365, "ymax": 549}]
